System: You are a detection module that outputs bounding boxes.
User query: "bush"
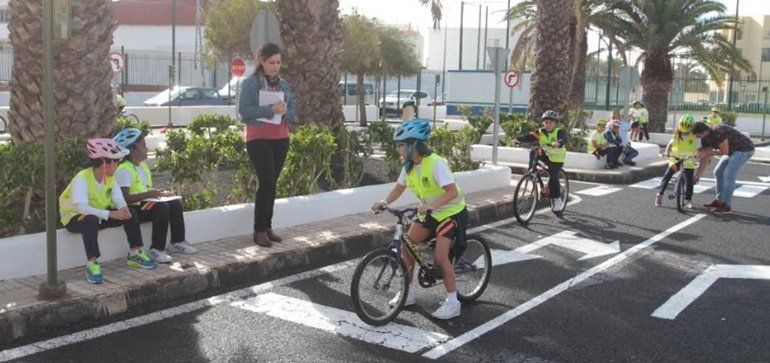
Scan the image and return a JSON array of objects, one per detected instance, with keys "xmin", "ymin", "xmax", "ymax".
[
  {"xmin": 428, "ymin": 126, "xmax": 480, "ymax": 172},
  {"xmin": 331, "ymin": 127, "xmax": 373, "ymax": 189},
  {"xmin": 721, "ymin": 110, "xmax": 737, "ymax": 127},
  {"xmin": 501, "ymin": 118, "xmax": 539, "ymax": 146},
  {"xmin": 277, "ymin": 124, "xmax": 337, "ymax": 197},
  {"xmin": 115, "ymin": 117, "xmax": 151, "ymax": 136},
  {"xmin": 0, "ymin": 139, "xmax": 88, "ymax": 237},
  {"xmin": 368, "ymin": 120, "xmax": 402, "ymax": 178}
]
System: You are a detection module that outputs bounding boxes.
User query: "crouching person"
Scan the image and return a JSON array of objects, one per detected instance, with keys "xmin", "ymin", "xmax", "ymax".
[
  {"xmin": 588, "ymin": 119, "xmax": 611, "ymax": 161},
  {"xmin": 60, "ymin": 139, "xmax": 156, "ymax": 284},
  {"xmin": 113, "ymin": 128, "xmax": 198, "ymax": 264}
]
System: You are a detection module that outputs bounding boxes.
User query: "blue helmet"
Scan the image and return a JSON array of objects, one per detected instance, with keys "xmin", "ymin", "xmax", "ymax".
[
  {"xmin": 113, "ymin": 128, "xmax": 143, "ymax": 150},
  {"xmin": 393, "ymin": 119, "xmax": 431, "ymax": 142}
]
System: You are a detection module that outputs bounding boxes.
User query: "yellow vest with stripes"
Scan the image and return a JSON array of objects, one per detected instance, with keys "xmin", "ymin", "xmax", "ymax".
[
  {"xmin": 670, "ymin": 134, "xmax": 698, "ymax": 169},
  {"xmin": 405, "ymin": 154, "xmax": 466, "ymax": 222},
  {"xmin": 117, "ymin": 161, "xmax": 153, "ymax": 205},
  {"xmin": 59, "ymin": 168, "xmax": 116, "ymax": 225}
]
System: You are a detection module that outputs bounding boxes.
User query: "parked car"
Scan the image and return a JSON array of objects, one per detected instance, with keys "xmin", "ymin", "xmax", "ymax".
[
  {"xmin": 379, "ymin": 89, "xmax": 430, "ymax": 115},
  {"xmin": 218, "ymin": 77, "xmax": 248, "ymax": 103},
  {"xmin": 143, "ymin": 87, "xmax": 226, "ymax": 107},
  {"xmin": 339, "ymin": 81, "xmax": 375, "ymax": 106}
]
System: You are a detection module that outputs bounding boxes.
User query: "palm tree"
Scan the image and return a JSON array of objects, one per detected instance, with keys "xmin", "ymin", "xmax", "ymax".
[
  {"xmin": 275, "ymin": 0, "xmax": 345, "ymax": 131},
  {"xmin": 528, "ymin": 0, "xmax": 572, "ymax": 121},
  {"xmin": 604, "ymin": 0, "xmax": 751, "ymax": 131},
  {"xmin": 417, "ymin": 0, "xmax": 443, "ymax": 29},
  {"xmin": 7, "ymin": 0, "xmax": 118, "ymax": 143}
]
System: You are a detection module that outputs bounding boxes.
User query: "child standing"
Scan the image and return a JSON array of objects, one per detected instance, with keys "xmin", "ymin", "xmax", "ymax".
[
  {"xmin": 655, "ymin": 115, "xmax": 698, "ymax": 209},
  {"xmin": 59, "ymin": 139, "xmax": 156, "ymax": 284}
]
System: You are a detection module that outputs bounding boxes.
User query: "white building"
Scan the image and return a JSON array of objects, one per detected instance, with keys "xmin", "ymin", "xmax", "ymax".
[
  {"xmin": 112, "ymin": 0, "xmax": 199, "ymax": 54},
  {"xmin": 426, "ymin": 27, "xmax": 518, "ymax": 71}
]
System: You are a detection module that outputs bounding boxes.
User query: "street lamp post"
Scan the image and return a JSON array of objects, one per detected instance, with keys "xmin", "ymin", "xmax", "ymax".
[
  {"xmin": 762, "ymin": 86, "xmax": 768, "ymax": 141},
  {"xmin": 459, "ymin": 1, "xmax": 464, "ymax": 71},
  {"xmin": 727, "ymin": 0, "xmax": 740, "ymax": 109},
  {"xmin": 39, "ymin": 0, "xmax": 67, "ymax": 300}
]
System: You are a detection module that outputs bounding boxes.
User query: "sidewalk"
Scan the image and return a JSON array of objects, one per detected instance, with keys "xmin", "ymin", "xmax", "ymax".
[{"xmin": 0, "ymin": 186, "xmax": 515, "ymax": 347}]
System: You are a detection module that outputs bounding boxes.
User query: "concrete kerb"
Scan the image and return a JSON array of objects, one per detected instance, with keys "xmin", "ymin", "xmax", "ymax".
[
  {"xmin": 0, "ymin": 189, "xmax": 515, "ymax": 348},
  {"xmin": 497, "ymin": 160, "xmax": 671, "ymax": 184}
]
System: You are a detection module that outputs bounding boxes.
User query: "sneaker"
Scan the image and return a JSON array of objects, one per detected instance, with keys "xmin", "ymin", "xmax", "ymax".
[
  {"xmin": 710, "ymin": 203, "xmax": 731, "ymax": 214},
  {"xmin": 685, "ymin": 200, "xmax": 694, "ymax": 209},
  {"xmin": 551, "ymin": 198, "xmax": 562, "ymax": 212},
  {"xmin": 431, "ymin": 299, "xmax": 461, "ymax": 320},
  {"xmin": 704, "ymin": 199, "xmax": 721, "ymax": 208},
  {"xmin": 624, "ymin": 160, "xmax": 637, "ymax": 166},
  {"xmin": 171, "ymin": 241, "xmax": 198, "ymax": 254},
  {"xmin": 388, "ymin": 290, "xmax": 416, "ymax": 307},
  {"xmin": 127, "ymin": 250, "xmax": 157, "ymax": 269},
  {"xmin": 149, "ymin": 248, "xmax": 173, "ymax": 263},
  {"xmin": 655, "ymin": 194, "xmax": 662, "ymax": 207},
  {"xmin": 85, "ymin": 262, "xmax": 103, "ymax": 284}
]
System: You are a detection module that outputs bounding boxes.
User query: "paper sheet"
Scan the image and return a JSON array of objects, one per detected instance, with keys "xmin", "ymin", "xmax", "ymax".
[{"xmin": 258, "ymin": 90, "xmax": 285, "ymax": 125}]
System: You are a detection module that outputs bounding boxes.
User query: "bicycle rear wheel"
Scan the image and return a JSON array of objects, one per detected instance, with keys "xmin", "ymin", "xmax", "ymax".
[
  {"xmin": 454, "ymin": 236, "xmax": 492, "ymax": 302},
  {"xmin": 350, "ymin": 248, "xmax": 408, "ymax": 326},
  {"xmin": 124, "ymin": 113, "xmax": 140, "ymax": 122},
  {"xmin": 513, "ymin": 173, "xmax": 538, "ymax": 225},
  {"xmin": 676, "ymin": 172, "xmax": 687, "ymax": 213}
]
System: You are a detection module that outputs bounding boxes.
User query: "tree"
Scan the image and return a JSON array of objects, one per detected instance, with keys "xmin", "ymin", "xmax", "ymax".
[
  {"xmin": 378, "ymin": 27, "xmax": 422, "ymax": 78},
  {"xmin": 7, "ymin": 0, "xmax": 117, "ymax": 143},
  {"xmin": 340, "ymin": 14, "xmax": 380, "ymax": 126},
  {"xmin": 275, "ymin": 0, "xmax": 345, "ymax": 130},
  {"xmin": 604, "ymin": 0, "xmax": 751, "ymax": 131},
  {"xmin": 527, "ymin": 0, "xmax": 572, "ymax": 121},
  {"xmin": 417, "ymin": 0, "xmax": 443, "ymax": 29},
  {"xmin": 203, "ymin": 0, "xmax": 265, "ymax": 62}
]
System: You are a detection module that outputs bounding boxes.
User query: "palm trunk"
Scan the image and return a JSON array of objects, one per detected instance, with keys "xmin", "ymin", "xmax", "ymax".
[
  {"xmin": 528, "ymin": 0, "xmax": 571, "ymax": 121},
  {"xmin": 641, "ymin": 49, "xmax": 672, "ymax": 133},
  {"xmin": 568, "ymin": 29, "xmax": 588, "ymax": 110}
]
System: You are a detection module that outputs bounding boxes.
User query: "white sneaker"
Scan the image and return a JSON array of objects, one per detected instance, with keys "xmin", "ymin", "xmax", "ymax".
[
  {"xmin": 551, "ymin": 198, "xmax": 563, "ymax": 212},
  {"xmin": 432, "ymin": 299, "xmax": 461, "ymax": 320},
  {"xmin": 149, "ymin": 248, "xmax": 173, "ymax": 263},
  {"xmin": 388, "ymin": 290, "xmax": 415, "ymax": 307},
  {"xmin": 171, "ymin": 241, "xmax": 198, "ymax": 254}
]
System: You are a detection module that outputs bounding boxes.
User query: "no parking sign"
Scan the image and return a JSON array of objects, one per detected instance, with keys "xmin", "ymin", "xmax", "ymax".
[{"xmin": 504, "ymin": 70, "xmax": 520, "ymax": 88}]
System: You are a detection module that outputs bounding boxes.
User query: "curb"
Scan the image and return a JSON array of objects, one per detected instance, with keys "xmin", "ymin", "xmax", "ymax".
[
  {"xmin": 502, "ymin": 160, "xmax": 670, "ymax": 184},
  {"xmin": 0, "ymin": 197, "xmax": 514, "ymax": 348}
]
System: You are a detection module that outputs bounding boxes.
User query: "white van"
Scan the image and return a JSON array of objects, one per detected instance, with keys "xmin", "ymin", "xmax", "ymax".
[{"xmin": 339, "ymin": 81, "xmax": 374, "ymax": 106}]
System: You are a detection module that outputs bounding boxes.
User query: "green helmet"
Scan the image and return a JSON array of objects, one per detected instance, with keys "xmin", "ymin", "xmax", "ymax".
[{"xmin": 678, "ymin": 114, "xmax": 695, "ymax": 132}]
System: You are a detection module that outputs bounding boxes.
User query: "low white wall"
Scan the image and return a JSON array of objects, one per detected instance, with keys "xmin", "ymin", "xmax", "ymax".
[
  {"xmin": 128, "ymin": 106, "xmax": 238, "ymax": 127},
  {"xmin": 754, "ymin": 146, "xmax": 770, "ymax": 160},
  {"xmin": 470, "ymin": 143, "xmax": 661, "ymax": 170},
  {"xmin": 0, "ymin": 165, "xmax": 510, "ymax": 280}
]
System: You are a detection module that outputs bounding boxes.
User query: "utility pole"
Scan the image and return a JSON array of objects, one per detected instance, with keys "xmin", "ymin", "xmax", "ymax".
[
  {"xmin": 605, "ymin": 39, "xmax": 612, "ymax": 111},
  {"xmin": 476, "ymin": 5, "xmax": 482, "ymax": 70},
  {"xmin": 483, "ymin": 7, "xmax": 488, "ymax": 70},
  {"xmin": 505, "ymin": 0, "xmax": 511, "ymax": 70},
  {"xmin": 459, "ymin": 2, "xmax": 464, "ymax": 70}
]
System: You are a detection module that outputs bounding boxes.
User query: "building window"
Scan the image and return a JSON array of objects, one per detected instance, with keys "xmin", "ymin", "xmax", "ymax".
[
  {"xmin": 763, "ymin": 48, "xmax": 770, "ymax": 62},
  {"xmin": 0, "ymin": 9, "xmax": 9, "ymax": 23}
]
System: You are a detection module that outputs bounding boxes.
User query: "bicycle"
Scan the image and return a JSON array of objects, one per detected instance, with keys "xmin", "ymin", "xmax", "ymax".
[
  {"xmin": 350, "ymin": 207, "xmax": 492, "ymax": 326},
  {"xmin": 118, "ymin": 108, "xmax": 139, "ymax": 123},
  {"xmin": 513, "ymin": 144, "xmax": 569, "ymax": 224},
  {"xmin": 663, "ymin": 154, "xmax": 697, "ymax": 213},
  {"xmin": 0, "ymin": 115, "xmax": 6, "ymax": 134}
]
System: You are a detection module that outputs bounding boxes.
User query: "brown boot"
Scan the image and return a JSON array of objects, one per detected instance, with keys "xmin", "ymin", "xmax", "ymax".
[
  {"xmin": 266, "ymin": 228, "xmax": 282, "ymax": 243},
  {"xmin": 253, "ymin": 231, "xmax": 272, "ymax": 247}
]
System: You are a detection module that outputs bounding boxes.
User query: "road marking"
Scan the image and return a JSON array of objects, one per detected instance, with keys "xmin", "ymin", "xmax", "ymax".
[
  {"xmin": 651, "ymin": 265, "xmax": 770, "ymax": 320},
  {"xmin": 422, "ymin": 214, "xmax": 706, "ymax": 360},
  {"xmin": 692, "ymin": 180, "xmax": 716, "ymax": 194},
  {"xmin": 0, "ymin": 209, "xmax": 543, "ymax": 361},
  {"xmin": 0, "ymin": 260, "xmax": 360, "ymax": 362},
  {"xmin": 469, "ymin": 195, "xmax": 583, "ymax": 234},
  {"xmin": 574, "ymin": 185, "xmax": 623, "ymax": 197},
  {"xmin": 484, "ymin": 249, "xmax": 539, "ymax": 267},
  {"xmin": 516, "ymin": 231, "xmax": 620, "ymax": 261},
  {"xmin": 700, "ymin": 177, "xmax": 770, "ymax": 188},
  {"xmin": 732, "ymin": 185, "xmax": 768, "ymax": 198},
  {"xmin": 630, "ymin": 177, "xmax": 661, "ymax": 189},
  {"xmin": 232, "ymin": 293, "xmax": 449, "ymax": 353},
  {"xmin": 759, "ymin": 176, "xmax": 770, "ymax": 183}
]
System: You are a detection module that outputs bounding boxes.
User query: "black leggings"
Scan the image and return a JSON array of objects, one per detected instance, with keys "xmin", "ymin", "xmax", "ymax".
[
  {"xmin": 66, "ymin": 213, "xmax": 144, "ymax": 260},
  {"xmin": 637, "ymin": 123, "xmax": 650, "ymax": 141},
  {"xmin": 131, "ymin": 199, "xmax": 186, "ymax": 251},
  {"xmin": 540, "ymin": 155, "xmax": 563, "ymax": 199},
  {"xmin": 247, "ymin": 138, "xmax": 290, "ymax": 232},
  {"xmin": 658, "ymin": 167, "xmax": 694, "ymax": 201}
]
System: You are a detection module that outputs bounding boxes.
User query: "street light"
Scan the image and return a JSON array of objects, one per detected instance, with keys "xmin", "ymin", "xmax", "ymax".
[{"xmin": 762, "ymin": 86, "xmax": 768, "ymax": 141}]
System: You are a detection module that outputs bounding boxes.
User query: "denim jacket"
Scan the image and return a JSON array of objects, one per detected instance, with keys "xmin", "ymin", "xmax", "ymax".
[{"xmin": 238, "ymin": 72, "xmax": 296, "ymax": 126}]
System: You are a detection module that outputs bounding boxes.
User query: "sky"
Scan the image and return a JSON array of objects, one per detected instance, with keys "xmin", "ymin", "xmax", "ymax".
[{"xmin": 339, "ymin": 0, "xmax": 770, "ymax": 64}]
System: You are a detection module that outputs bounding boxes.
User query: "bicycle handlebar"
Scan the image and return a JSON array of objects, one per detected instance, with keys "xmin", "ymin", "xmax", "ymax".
[{"xmin": 374, "ymin": 206, "xmax": 432, "ymax": 220}]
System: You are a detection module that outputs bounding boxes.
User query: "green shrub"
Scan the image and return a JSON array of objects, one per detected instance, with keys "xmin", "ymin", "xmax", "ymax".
[
  {"xmin": 721, "ymin": 110, "xmax": 737, "ymax": 127},
  {"xmin": 332, "ymin": 127, "xmax": 373, "ymax": 189},
  {"xmin": 277, "ymin": 124, "xmax": 337, "ymax": 197},
  {"xmin": 428, "ymin": 126, "xmax": 480, "ymax": 172},
  {"xmin": 368, "ymin": 120, "xmax": 402, "ymax": 178},
  {"xmin": 115, "ymin": 117, "xmax": 151, "ymax": 136},
  {"xmin": 501, "ymin": 119, "xmax": 539, "ymax": 146}
]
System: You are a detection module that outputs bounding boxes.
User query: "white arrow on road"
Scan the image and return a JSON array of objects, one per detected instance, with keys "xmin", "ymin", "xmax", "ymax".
[
  {"xmin": 651, "ymin": 264, "xmax": 770, "ymax": 320},
  {"xmin": 516, "ymin": 230, "xmax": 620, "ymax": 261},
  {"xmin": 484, "ymin": 230, "xmax": 620, "ymax": 267}
]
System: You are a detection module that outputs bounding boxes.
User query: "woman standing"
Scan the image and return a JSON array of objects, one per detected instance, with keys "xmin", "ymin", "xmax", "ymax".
[{"xmin": 238, "ymin": 43, "xmax": 296, "ymax": 247}]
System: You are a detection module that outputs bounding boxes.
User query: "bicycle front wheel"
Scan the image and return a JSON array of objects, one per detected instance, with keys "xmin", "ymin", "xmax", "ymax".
[
  {"xmin": 454, "ymin": 236, "xmax": 492, "ymax": 302},
  {"xmin": 513, "ymin": 173, "xmax": 538, "ymax": 225},
  {"xmin": 676, "ymin": 173, "xmax": 687, "ymax": 213},
  {"xmin": 350, "ymin": 248, "xmax": 408, "ymax": 326}
]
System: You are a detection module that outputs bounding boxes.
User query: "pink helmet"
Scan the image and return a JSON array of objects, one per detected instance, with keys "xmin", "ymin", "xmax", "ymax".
[
  {"xmin": 86, "ymin": 138, "xmax": 128, "ymax": 160},
  {"xmin": 609, "ymin": 119, "xmax": 621, "ymax": 128}
]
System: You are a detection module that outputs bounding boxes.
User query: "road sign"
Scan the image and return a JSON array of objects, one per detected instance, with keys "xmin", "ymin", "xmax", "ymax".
[
  {"xmin": 109, "ymin": 51, "xmax": 125, "ymax": 75},
  {"xmin": 652, "ymin": 264, "xmax": 770, "ymax": 320},
  {"xmin": 250, "ymin": 10, "xmax": 282, "ymax": 54},
  {"xmin": 504, "ymin": 70, "xmax": 520, "ymax": 88},
  {"xmin": 230, "ymin": 57, "xmax": 246, "ymax": 77}
]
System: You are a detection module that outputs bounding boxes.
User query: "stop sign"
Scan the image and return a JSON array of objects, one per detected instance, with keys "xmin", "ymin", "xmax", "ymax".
[{"xmin": 230, "ymin": 57, "xmax": 246, "ymax": 77}]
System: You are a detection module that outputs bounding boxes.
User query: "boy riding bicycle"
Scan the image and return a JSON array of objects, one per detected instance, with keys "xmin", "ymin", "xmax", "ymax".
[
  {"xmin": 514, "ymin": 110, "xmax": 567, "ymax": 213},
  {"xmin": 371, "ymin": 119, "xmax": 468, "ymax": 320},
  {"xmin": 656, "ymin": 115, "xmax": 699, "ymax": 209}
]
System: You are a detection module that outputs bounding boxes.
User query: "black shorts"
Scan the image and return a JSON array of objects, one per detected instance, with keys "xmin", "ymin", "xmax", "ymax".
[
  {"xmin": 631, "ymin": 121, "xmax": 640, "ymax": 128},
  {"xmin": 414, "ymin": 207, "xmax": 468, "ymax": 252}
]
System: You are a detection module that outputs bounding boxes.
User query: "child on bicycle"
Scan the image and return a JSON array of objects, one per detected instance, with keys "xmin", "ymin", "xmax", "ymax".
[
  {"xmin": 655, "ymin": 115, "xmax": 698, "ymax": 209},
  {"xmin": 113, "ymin": 128, "xmax": 198, "ymax": 264},
  {"xmin": 59, "ymin": 139, "xmax": 156, "ymax": 284},
  {"xmin": 515, "ymin": 110, "xmax": 567, "ymax": 212},
  {"xmin": 371, "ymin": 119, "xmax": 468, "ymax": 320}
]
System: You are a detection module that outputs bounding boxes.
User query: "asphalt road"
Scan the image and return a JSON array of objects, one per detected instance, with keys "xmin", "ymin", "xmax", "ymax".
[{"xmin": 4, "ymin": 162, "xmax": 770, "ymax": 363}]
